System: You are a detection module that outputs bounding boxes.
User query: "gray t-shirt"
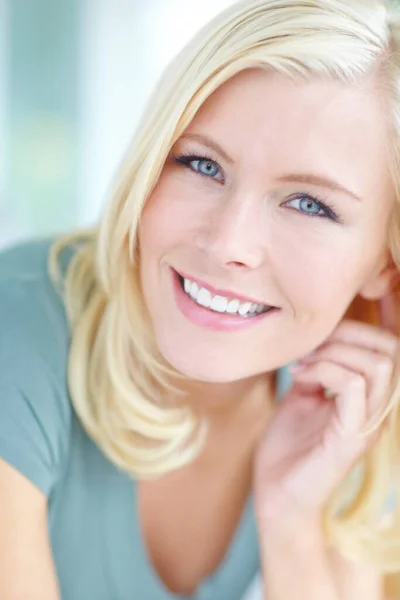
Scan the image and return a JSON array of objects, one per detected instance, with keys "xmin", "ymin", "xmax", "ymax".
[{"xmin": 0, "ymin": 238, "xmax": 282, "ymax": 600}]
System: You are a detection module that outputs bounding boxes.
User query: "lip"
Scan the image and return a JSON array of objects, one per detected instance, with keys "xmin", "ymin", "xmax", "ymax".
[
  {"xmin": 174, "ymin": 268, "xmax": 271, "ymax": 307},
  {"xmin": 171, "ymin": 268, "xmax": 279, "ymax": 332}
]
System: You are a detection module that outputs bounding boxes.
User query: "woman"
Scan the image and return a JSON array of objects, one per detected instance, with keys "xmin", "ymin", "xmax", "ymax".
[{"xmin": 1, "ymin": 0, "xmax": 400, "ymax": 598}]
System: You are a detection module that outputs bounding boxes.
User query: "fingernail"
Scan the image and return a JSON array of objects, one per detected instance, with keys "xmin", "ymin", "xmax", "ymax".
[
  {"xmin": 289, "ymin": 363, "xmax": 306, "ymax": 373},
  {"xmin": 300, "ymin": 349, "xmax": 318, "ymax": 360}
]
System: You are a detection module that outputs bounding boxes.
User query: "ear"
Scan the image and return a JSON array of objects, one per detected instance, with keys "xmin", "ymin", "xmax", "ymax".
[{"xmin": 359, "ymin": 253, "xmax": 400, "ymax": 300}]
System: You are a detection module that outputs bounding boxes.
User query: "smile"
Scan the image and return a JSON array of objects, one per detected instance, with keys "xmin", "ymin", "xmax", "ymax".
[
  {"xmin": 171, "ymin": 269, "xmax": 279, "ymax": 332},
  {"xmin": 177, "ymin": 274, "xmax": 274, "ymax": 318}
]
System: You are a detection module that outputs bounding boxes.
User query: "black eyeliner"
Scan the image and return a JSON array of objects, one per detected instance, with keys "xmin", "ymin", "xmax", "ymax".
[
  {"xmin": 303, "ymin": 194, "xmax": 342, "ymax": 224},
  {"xmin": 172, "ymin": 152, "xmax": 219, "ymax": 167},
  {"xmin": 172, "ymin": 150, "xmax": 225, "ymax": 183},
  {"xmin": 172, "ymin": 152, "xmax": 343, "ymax": 224}
]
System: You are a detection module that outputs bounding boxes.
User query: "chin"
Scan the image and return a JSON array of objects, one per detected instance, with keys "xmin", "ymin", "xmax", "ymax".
[{"xmin": 156, "ymin": 336, "xmax": 257, "ymax": 383}]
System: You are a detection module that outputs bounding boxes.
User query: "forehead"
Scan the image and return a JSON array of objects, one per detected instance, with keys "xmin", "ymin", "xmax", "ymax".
[{"xmin": 185, "ymin": 69, "xmax": 391, "ymax": 199}]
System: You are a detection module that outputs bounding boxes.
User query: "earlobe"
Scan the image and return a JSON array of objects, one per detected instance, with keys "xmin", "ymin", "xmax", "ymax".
[{"xmin": 359, "ymin": 258, "xmax": 400, "ymax": 300}]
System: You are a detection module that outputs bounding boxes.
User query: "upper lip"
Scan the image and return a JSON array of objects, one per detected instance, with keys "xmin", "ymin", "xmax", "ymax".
[{"xmin": 174, "ymin": 268, "xmax": 274, "ymax": 307}]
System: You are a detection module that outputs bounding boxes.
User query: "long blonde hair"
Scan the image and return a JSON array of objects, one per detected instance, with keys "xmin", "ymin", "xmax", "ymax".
[{"xmin": 50, "ymin": 0, "xmax": 400, "ymax": 586}]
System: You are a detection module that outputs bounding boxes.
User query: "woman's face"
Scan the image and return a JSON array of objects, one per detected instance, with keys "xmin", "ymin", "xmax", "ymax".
[{"xmin": 138, "ymin": 69, "xmax": 396, "ymax": 382}]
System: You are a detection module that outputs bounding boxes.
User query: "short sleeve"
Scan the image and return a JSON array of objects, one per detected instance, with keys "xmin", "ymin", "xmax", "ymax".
[{"xmin": 0, "ymin": 240, "xmax": 72, "ymax": 496}]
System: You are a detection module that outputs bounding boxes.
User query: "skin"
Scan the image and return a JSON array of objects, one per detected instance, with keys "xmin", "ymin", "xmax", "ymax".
[
  {"xmin": 139, "ymin": 69, "xmax": 395, "ymax": 389},
  {"xmin": 256, "ymin": 302, "xmax": 399, "ymax": 599},
  {"xmin": 0, "ymin": 71, "xmax": 398, "ymax": 600},
  {"xmin": 138, "ymin": 69, "xmax": 400, "ymax": 598}
]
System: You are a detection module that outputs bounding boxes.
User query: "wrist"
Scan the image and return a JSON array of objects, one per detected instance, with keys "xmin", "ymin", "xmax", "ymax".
[
  {"xmin": 258, "ymin": 508, "xmax": 324, "ymax": 551},
  {"xmin": 260, "ymin": 524, "xmax": 327, "ymax": 569},
  {"xmin": 260, "ymin": 526, "xmax": 338, "ymax": 600}
]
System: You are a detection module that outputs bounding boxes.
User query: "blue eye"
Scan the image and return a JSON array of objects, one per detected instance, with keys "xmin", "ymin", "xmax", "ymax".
[
  {"xmin": 173, "ymin": 153, "xmax": 224, "ymax": 182},
  {"xmin": 192, "ymin": 159, "xmax": 220, "ymax": 178},
  {"xmin": 284, "ymin": 194, "xmax": 340, "ymax": 222}
]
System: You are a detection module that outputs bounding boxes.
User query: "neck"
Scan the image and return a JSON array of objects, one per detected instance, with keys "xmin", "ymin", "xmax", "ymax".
[{"xmin": 174, "ymin": 371, "xmax": 277, "ymax": 429}]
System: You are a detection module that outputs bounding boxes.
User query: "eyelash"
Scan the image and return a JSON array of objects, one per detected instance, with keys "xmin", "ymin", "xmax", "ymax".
[
  {"xmin": 285, "ymin": 194, "xmax": 342, "ymax": 224},
  {"xmin": 172, "ymin": 151, "xmax": 342, "ymax": 224},
  {"xmin": 172, "ymin": 151, "xmax": 225, "ymax": 182}
]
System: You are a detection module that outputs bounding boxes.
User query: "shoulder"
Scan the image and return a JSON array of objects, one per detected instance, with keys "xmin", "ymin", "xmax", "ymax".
[
  {"xmin": 0, "ymin": 237, "xmax": 71, "ymax": 372},
  {"xmin": 0, "ymin": 236, "xmax": 54, "ymax": 278},
  {"xmin": 0, "ymin": 237, "xmax": 73, "ymax": 495}
]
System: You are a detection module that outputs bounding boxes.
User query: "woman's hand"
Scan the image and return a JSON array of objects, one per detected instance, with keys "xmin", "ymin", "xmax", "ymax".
[{"xmin": 254, "ymin": 293, "xmax": 399, "ymax": 599}]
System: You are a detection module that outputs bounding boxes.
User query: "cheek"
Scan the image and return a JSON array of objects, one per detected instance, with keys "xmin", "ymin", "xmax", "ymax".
[
  {"xmin": 139, "ymin": 177, "xmax": 211, "ymax": 254},
  {"xmin": 139, "ymin": 196, "xmax": 183, "ymax": 267},
  {"xmin": 269, "ymin": 225, "xmax": 372, "ymax": 321}
]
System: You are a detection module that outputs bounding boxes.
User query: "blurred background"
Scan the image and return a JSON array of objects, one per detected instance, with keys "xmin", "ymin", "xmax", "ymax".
[{"xmin": 0, "ymin": 0, "xmax": 234, "ymax": 249}]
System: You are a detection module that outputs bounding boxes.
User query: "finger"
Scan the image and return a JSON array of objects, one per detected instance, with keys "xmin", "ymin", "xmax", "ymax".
[
  {"xmin": 322, "ymin": 319, "xmax": 397, "ymax": 356},
  {"xmin": 298, "ymin": 342, "xmax": 394, "ymax": 418},
  {"xmin": 378, "ymin": 291, "xmax": 400, "ymax": 335},
  {"xmin": 291, "ymin": 360, "xmax": 368, "ymax": 437},
  {"xmin": 281, "ymin": 380, "xmax": 322, "ymax": 402}
]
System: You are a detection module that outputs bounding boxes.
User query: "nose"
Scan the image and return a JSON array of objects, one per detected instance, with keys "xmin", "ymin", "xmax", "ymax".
[{"xmin": 195, "ymin": 191, "xmax": 266, "ymax": 271}]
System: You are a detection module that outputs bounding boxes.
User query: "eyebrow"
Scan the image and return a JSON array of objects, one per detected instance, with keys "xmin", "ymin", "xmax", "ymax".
[
  {"xmin": 179, "ymin": 133, "xmax": 234, "ymax": 164},
  {"xmin": 179, "ymin": 133, "xmax": 362, "ymax": 202},
  {"xmin": 277, "ymin": 173, "xmax": 362, "ymax": 203}
]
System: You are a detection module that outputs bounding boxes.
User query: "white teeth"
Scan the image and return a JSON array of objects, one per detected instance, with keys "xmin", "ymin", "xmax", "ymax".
[
  {"xmin": 226, "ymin": 299, "xmax": 240, "ymax": 314},
  {"xmin": 197, "ymin": 287, "xmax": 212, "ymax": 308},
  {"xmin": 180, "ymin": 276, "xmax": 268, "ymax": 317},
  {"xmin": 210, "ymin": 295, "xmax": 228, "ymax": 313},
  {"xmin": 238, "ymin": 302, "xmax": 252, "ymax": 316},
  {"xmin": 190, "ymin": 282, "xmax": 199, "ymax": 300}
]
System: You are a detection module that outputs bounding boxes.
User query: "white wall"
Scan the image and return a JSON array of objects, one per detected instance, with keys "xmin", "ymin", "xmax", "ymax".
[
  {"xmin": 0, "ymin": 0, "xmax": 13, "ymax": 247},
  {"xmin": 0, "ymin": 0, "xmax": 6, "ymax": 189},
  {"xmin": 78, "ymin": 0, "xmax": 234, "ymax": 227}
]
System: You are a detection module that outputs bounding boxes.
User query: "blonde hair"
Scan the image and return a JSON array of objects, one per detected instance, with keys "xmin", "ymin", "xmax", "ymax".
[{"xmin": 50, "ymin": 0, "xmax": 400, "ymax": 588}]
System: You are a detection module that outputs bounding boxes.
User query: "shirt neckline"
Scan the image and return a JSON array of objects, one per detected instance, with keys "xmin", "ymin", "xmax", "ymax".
[{"xmin": 100, "ymin": 367, "xmax": 290, "ymax": 598}]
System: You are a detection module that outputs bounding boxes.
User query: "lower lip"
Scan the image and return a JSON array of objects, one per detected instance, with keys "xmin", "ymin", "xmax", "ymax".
[{"xmin": 171, "ymin": 269, "xmax": 279, "ymax": 332}]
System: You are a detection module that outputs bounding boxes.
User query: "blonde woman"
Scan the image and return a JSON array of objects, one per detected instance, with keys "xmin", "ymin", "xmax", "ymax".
[{"xmin": 2, "ymin": 0, "xmax": 400, "ymax": 598}]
